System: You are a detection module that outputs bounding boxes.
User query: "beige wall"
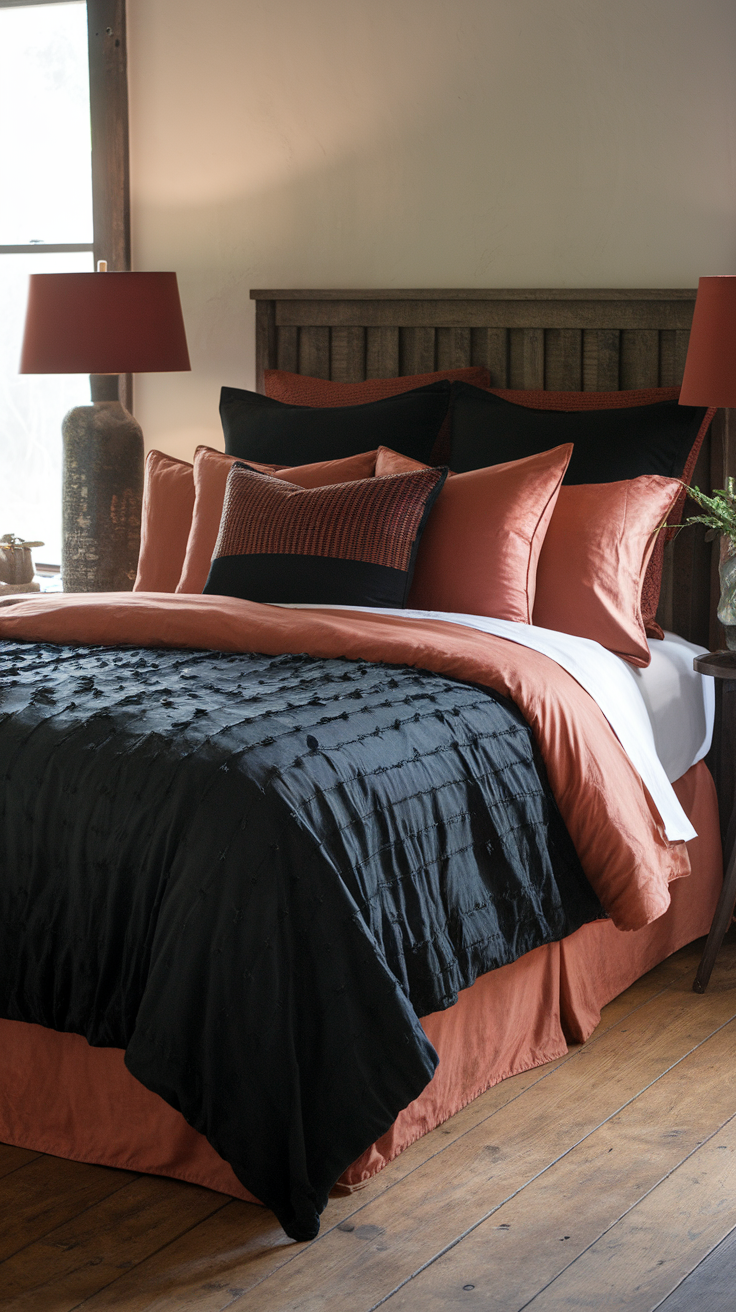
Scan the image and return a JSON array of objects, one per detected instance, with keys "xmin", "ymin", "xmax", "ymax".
[{"xmin": 126, "ymin": 0, "xmax": 736, "ymax": 460}]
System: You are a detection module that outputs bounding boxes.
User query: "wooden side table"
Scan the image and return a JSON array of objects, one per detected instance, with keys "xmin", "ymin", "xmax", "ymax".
[{"xmin": 692, "ymin": 650, "xmax": 736, "ymax": 992}]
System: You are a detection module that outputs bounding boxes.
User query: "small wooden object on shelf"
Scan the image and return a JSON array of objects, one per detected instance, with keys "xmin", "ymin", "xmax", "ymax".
[{"xmin": 693, "ymin": 649, "xmax": 736, "ymax": 991}]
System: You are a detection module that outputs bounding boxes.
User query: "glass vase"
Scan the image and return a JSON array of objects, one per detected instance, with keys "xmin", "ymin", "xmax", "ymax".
[{"xmin": 717, "ymin": 536, "xmax": 736, "ymax": 650}]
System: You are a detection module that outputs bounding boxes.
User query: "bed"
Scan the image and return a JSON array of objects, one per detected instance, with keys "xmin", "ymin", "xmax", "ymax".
[{"xmin": 0, "ymin": 288, "xmax": 728, "ymax": 1242}]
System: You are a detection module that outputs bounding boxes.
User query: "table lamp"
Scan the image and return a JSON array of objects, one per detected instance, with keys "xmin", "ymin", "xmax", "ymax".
[
  {"xmin": 679, "ymin": 275, "xmax": 736, "ymax": 409},
  {"xmin": 19, "ymin": 267, "xmax": 190, "ymax": 592}
]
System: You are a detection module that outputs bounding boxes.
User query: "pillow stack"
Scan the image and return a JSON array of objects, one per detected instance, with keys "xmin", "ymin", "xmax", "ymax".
[
  {"xmin": 447, "ymin": 381, "xmax": 713, "ymax": 636},
  {"xmin": 135, "ymin": 364, "xmax": 713, "ymax": 669}
]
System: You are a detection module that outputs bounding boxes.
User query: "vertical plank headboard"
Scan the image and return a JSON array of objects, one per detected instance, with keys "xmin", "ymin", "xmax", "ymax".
[
  {"xmin": 250, "ymin": 288, "xmax": 730, "ymax": 650},
  {"xmin": 250, "ymin": 288, "xmax": 697, "ymax": 392}
]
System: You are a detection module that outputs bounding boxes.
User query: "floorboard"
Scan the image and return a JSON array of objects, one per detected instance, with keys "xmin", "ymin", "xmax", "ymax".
[
  {"xmin": 519, "ymin": 1112, "xmax": 736, "ymax": 1310},
  {"xmin": 68, "ymin": 943, "xmax": 713, "ymax": 1312},
  {"xmin": 0, "ymin": 1177, "xmax": 228, "ymax": 1311},
  {"xmin": 0, "ymin": 1147, "xmax": 40, "ymax": 1184},
  {"xmin": 656, "ymin": 1224, "xmax": 736, "ymax": 1311},
  {"xmin": 384, "ymin": 1016, "xmax": 736, "ymax": 1310},
  {"xmin": 0, "ymin": 938, "xmax": 733, "ymax": 1312},
  {"xmin": 0, "ymin": 1157, "xmax": 137, "ymax": 1266}
]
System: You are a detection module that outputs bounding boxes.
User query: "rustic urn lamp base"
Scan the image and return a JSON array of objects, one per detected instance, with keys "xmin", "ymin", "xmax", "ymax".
[{"xmin": 62, "ymin": 390, "xmax": 143, "ymax": 593}]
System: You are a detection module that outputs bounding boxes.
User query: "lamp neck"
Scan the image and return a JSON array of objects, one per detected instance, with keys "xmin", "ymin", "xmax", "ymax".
[{"xmin": 90, "ymin": 374, "xmax": 119, "ymax": 403}]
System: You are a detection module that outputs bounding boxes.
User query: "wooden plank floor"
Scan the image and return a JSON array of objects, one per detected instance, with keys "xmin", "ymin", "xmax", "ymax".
[{"xmin": 2, "ymin": 936, "xmax": 736, "ymax": 1311}]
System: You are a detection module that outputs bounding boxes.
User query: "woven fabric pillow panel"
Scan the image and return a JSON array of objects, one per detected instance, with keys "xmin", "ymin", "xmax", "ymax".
[
  {"xmin": 204, "ymin": 464, "xmax": 447, "ymax": 607},
  {"xmin": 263, "ymin": 366, "xmax": 491, "ymax": 406},
  {"xmin": 219, "ymin": 382, "xmax": 451, "ymax": 466}
]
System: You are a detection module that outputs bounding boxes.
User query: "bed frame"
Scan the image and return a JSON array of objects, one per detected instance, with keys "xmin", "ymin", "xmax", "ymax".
[{"xmin": 251, "ymin": 287, "xmax": 736, "ymax": 830}]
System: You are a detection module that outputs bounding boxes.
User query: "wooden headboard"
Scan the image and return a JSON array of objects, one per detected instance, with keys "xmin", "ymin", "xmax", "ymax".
[{"xmin": 251, "ymin": 288, "xmax": 732, "ymax": 650}]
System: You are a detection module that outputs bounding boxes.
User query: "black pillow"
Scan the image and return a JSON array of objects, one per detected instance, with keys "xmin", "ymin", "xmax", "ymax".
[
  {"xmin": 449, "ymin": 383, "xmax": 708, "ymax": 484},
  {"xmin": 220, "ymin": 381, "xmax": 450, "ymax": 467}
]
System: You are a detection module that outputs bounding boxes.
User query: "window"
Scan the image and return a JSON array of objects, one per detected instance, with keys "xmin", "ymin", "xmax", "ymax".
[
  {"xmin": 0, "ymin": 0, "xmax": 93, "ymax": 568},
  {"xmin": 0, "ymin": 0, "xmax": 129, "ymax": 573}
]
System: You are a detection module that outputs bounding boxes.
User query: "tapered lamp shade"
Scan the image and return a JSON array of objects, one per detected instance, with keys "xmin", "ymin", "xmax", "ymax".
[
  {"xmin": 680, "ymin": 276, "xmax": 736, "ymax": 408},
  {"xmin": 19, "ymin": 271, "xmax": 190, "ymax": 374}
]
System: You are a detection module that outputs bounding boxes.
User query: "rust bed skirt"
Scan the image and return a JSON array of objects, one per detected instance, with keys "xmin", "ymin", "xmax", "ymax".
[{"xmin": 0, "ymin": 761, "xmax": 721, "ymax": 1203}]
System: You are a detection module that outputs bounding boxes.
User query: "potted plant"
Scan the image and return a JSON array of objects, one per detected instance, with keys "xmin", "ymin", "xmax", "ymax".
[{"xmin": 682, "ymin": 478, "xmax": 736, "ymax": 649}]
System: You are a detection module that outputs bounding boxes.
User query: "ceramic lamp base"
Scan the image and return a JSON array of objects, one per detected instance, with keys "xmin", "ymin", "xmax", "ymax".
[{"xmin": 62, "ymin": 401, "xmax": 143, "ymax": 593}]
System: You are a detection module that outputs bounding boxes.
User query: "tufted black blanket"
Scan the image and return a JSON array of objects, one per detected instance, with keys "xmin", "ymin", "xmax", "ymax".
[{"xmin": 0, "ymin": 640, "xmax": 602, "ymax": 1239}]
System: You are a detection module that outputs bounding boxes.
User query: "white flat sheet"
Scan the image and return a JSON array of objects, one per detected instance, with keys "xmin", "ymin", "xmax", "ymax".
[
  {"xmin": 281, "ymin": 605, "xmax": 703, "ymax": 843},
  {"xmin": 627, "ymin": 631, "xmax": 714, "ymax": 786}
]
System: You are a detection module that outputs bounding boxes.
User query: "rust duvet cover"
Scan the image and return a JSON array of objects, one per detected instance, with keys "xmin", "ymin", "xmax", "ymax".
[{"xmin": 0, "ymin": 594, "xmax": 689, "ymax": 1238}]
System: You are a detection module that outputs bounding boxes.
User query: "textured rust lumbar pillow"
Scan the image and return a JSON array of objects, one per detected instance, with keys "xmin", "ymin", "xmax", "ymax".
[{"xmin": 203, "ymin": 463, "xmax": 447, "ymax": 607}]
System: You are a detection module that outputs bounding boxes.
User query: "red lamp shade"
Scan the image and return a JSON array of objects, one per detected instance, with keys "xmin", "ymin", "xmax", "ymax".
[
  {"xmin": 19, "ymin": 271, "xmax": 191, "ymax": 375},
  {"xmin": 680, "ymin": 275, "xmax": 736, "ymax": 408}
]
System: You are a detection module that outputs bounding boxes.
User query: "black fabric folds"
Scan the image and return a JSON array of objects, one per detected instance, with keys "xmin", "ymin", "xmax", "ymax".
[
  {"xmin": 449, "ymin": 382, "xmax": 708, "ymax": 482},
  {"xmin": 219, "ymin": 381, "xmax": 450, "ymax": 466},
  {"xmin": 0, "ymin": 641, "xmax": 602, "ymax": 1240}
]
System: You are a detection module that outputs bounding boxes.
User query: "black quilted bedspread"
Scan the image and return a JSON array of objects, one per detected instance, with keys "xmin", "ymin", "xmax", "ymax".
[{"xmin": 0, "ymin": 640, "xmax": 603, "ymax": 1239}]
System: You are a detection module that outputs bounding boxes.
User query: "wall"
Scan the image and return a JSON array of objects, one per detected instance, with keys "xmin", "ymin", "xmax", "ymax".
[{"xmin": 126, "ymin": 0, "xmax": 736, "ymax": 460}]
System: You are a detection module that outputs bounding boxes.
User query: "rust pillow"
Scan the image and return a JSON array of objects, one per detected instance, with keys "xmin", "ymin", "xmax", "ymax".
[
  {"xmin": 374, "ymin": 446, "xmax": 434, "ymax": 476},
  {"xmin": 449, "ymin": 384, "xmax": 715, "ymax": 636},
  {"xmin": 532, "ymin": 477, "xmax": 682, "ymax": 666},
  {"xmin": 176, "ymin": 447, "xmax": 379, "ymax": 594},
  {"xmin": 499, "ymin": 392, "xmax": 716, "ymax": 639},
  {"xmin": 408, "ymin": 445, "xmax": 572, "ymax": 622},
  {"xmin": 134, "ymin": 450, "xmax": 195, "ymax": 593},
  {"xmin": 203, "ymin": 464, "xmax": 447, "ymax": 607},
  {"xmin": 264, "ymin": 365, "xmax": 490, "ymax": 406}
]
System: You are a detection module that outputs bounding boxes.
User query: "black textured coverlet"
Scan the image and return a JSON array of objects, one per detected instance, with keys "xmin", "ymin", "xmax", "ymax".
[{"xmin": 0, "ymin": 641, "xmax": 602, "ymax": 1239}]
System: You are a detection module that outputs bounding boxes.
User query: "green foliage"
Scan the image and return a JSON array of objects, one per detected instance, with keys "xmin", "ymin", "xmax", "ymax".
[{"xmin": 682, "ymin": 476, "xmax": 736, "ymax": 546}]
